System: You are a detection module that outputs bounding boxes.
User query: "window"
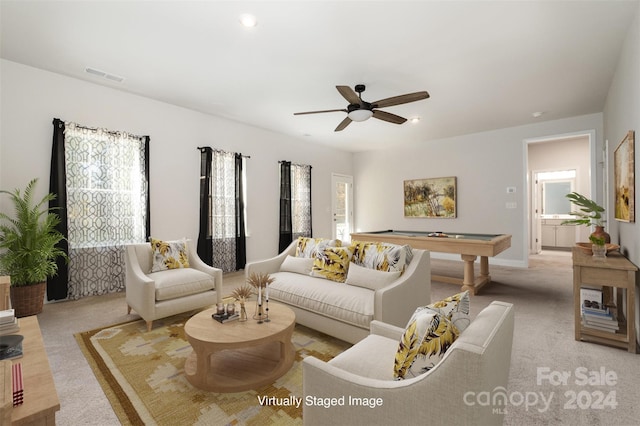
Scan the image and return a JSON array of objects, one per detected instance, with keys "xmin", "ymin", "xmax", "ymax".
[
  {"xmin": 291, "ymin": 163, "xmax": 311, "ymax": 239},
  {"xmin": 198, "ymin": 148, "xmax": 247, "ymax": 272},
  {"xmin": 279, "ymin": 161, "xmax": 311, "ymax": 252},
  {"xmin": 64, "ymin": 124, "xmax": 148, "ymax": 247},
  {"xmin": 50, "ymin": 120, "xmax": 149, "ymax": 300}
]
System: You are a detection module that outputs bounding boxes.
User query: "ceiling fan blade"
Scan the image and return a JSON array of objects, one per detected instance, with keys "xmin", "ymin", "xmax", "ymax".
[
  {"xmin": 336, "ymin": 86, "xmax": 361, "ymax": 105},
  {"xmin": 372, "ymin": 91, "xmax": 430, "ymax": 108},
  {"xmin": 372, "ymin": 110, "xmax": 407, "ymax": 124},
  {"xmin": 335, "ymin": 117, "xmax": 352, "ymax": 132},
  {"xmin": 294, "ymin": 108, "xmax": 347, "ymax": 115}
]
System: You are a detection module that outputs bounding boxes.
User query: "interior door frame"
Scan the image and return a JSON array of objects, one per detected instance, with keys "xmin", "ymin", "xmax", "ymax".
[{"xmin": 523, "ymin": 129, "xmax": 597, "ymax": 261}]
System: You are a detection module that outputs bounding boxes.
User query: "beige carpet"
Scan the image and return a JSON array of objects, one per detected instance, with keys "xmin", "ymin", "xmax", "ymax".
[
  {"xmin": 40, "ymin": 255, "xmax": 640, "ymax": 425},
  {"xmin": 75, "ymin": 311, "xmax": 350, "ymax": 426}
]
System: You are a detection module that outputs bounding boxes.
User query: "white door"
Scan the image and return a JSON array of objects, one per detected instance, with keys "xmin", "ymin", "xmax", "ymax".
[{"xmin": 331, "ymin": 174, "xmax": 354, "ymax": 242}]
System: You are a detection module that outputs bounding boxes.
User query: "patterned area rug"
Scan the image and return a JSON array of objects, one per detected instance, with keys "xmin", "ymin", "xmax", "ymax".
[{"xmin": 75, "ymin": 311, "xmax": 351, "ymax": 425}]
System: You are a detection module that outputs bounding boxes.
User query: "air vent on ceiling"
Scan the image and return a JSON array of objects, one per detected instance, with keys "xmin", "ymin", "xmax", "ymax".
[{"xmin": 85, "ymin": 67, "xmax": 125, "ymax": 83}]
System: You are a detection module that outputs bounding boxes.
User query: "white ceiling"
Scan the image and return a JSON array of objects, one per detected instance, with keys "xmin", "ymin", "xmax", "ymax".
[{"xmin": 1, "ymin": 0, "xmax": 638, "ymax": 152}]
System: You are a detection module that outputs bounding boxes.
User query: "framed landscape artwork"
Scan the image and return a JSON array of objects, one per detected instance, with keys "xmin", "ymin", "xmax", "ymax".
[
  {"xmin": 404, "ymin": 176, "xmax": 457, "ymax": 218},
  {"xmin": 614, "ymin": 130, "xmax": 635, "ymax": 222}
]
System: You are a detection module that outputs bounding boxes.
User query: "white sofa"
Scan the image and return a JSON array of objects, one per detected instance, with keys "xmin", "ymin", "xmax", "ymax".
[
  {"xmin": 302, "ymin": 301, "xmax": 515, "ymax": 426},
  {"xmin": 125, "ymin": 239, "xmax": 223, "ymax": 331},
  {"xmin": 244, "ymin": 239, "xmax": 431, "ymax": 344}
]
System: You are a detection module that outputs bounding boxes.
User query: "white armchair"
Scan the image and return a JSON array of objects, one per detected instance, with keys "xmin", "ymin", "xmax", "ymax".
[
  {"xmin": 302, "ymin": 301, "xmax": 514, "ymax": 426},
  {"xmin": 125, "ymin": 239, "xmax": 223, "ymax": 331}
]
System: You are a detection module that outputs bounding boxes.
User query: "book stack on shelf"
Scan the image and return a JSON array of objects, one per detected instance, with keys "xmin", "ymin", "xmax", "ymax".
[
  {"xmin": 580, "ymin": 287, "xmax": 619, "ymax": 333},
  {"xmin": 0, "ymin": 310, "xmax": 19, "ymax": 336}
]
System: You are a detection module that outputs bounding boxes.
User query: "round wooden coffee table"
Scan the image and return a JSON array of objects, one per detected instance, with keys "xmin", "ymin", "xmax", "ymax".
[{"xmin": 184, "ymin": 301, "xmax": 296, "ymax": 392}]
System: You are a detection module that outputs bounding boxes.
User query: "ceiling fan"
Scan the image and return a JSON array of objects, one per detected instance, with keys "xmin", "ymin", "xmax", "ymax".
[{"xmin": 294, "ymin": 84, "xmax": 430, "ymax": 132}]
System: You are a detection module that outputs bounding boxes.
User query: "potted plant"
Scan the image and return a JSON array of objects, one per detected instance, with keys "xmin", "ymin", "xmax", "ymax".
[
  {"xmin": 0, "ymin": 178, "xmax": 67, "ymax": 317},
  {"xmin": 561, "ymin": 191, "xmax": 610, "ymax": 244}
]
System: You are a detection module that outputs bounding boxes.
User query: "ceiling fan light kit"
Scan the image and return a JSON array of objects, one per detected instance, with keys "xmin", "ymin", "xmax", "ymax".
[
  {"xmin": 348, "ymin": 109, "xmax": 373, "ymax": 122},
  {"xmin": 294, "ymin": 84, "xmax": 429, "ymax": 131}
]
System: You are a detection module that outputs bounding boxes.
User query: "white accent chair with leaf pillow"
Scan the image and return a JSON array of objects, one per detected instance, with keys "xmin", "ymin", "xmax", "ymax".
[
  {"xmin": 125, "ymin": 238, "xmax": 223, "ymax": 331},
  {"xmin": 302, "ymin": 299, "xmax": 514, "ymax": 426}
]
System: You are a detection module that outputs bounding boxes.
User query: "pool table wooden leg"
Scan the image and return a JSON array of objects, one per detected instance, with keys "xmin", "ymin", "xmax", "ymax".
[
  {"xmin": 479, "ymin": 256, "xmax": 490, "ymax": 283},
  {"xmin": 461, "ymin": 254, "xmax": 477, "ymax": 294}
]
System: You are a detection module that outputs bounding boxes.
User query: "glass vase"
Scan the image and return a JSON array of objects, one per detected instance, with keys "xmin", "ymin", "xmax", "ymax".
[
  {"xmin": 592, "ymin": 244, "xmax": 606, "ymax": 258},
  {"xmin": 239, "ymin": 302, "xmax": 247, "ymax": 322}
]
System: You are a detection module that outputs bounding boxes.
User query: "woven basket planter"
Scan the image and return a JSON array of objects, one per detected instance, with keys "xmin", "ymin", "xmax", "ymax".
[{"xmin": 10, "ymin": 281, "xmax": 46, "ymax": 317}]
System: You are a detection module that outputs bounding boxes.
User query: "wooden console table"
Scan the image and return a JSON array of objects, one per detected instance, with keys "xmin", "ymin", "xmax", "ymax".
[
  {"xmin": 573, "ymin": 247, "xmax": 638, "ymax": 353},
  {"xmin": 1, "ymin": 316, "xmax": 60, "ymax": 425}
]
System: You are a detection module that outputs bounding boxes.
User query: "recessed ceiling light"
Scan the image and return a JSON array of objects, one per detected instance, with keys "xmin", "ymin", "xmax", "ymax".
[
  {"xmin": 532, "ymin": 111, "xmax": 545, "ymax": 118},
  {"xmin": 239, "ymin": 14, "xmax": 257, "ymax": 28},
  {"xmin": 409, "ymin": 117, "xmax": 421, "ymax": 124}
]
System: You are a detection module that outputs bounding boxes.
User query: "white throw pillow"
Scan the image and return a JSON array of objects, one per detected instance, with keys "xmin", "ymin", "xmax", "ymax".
[
  {"xmin": 345, "ymin": 262, "xmax": 401, "ymax": 291},
  {"xmin": 279, "ymin": 255, "xmax": 314, "ymax": 275}
]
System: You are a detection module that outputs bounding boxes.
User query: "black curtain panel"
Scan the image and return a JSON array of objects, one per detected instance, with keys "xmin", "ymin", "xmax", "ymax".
[
  {"xmin": 197, "ymin": 147, "xmax": 213, "ymax": 265},
  {"xmin": 278, "ymin": 161, "xmax": 293, "ymax": 253},
  {"xmin": 235, "ymin": 153, "xmax": 247, "ymax": 269},
  {"xmin": 48, "ymin": 118, "xmax": 69, "ymax": 300},
  {"xmin": 143, "ymin": 136, "xmax": 151, "ymax": 240}
]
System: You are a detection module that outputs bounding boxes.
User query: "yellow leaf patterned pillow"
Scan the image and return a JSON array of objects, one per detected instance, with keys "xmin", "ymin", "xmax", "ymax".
[
  {"xmin": 150, "ymin": 238, "xmax": 190, "ymax": 272},
  {"xmin": 310, "ymin": 247, "xmax": 352, "ymax": 282},
  {"xmin": 422, "ymin": 290, "xmax": 471, "ymax": 332},
  {"xmin": 394, "ymin": 309, "xmax": 460, "ymax": 380},
  {"xmin": 349, "ymin": 240, "xmax": 412, "ymax": 273},
  {"xmin": 295, "ymin": 237, "xmax": 342, "ymax": 258}
]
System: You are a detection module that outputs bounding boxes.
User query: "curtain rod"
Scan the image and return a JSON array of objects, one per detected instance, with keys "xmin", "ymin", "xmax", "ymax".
[
  {"xmin": 56, "ymin": 118, "xmax": 147, "ymax": 140},
  {"xmin": 197, "ymin": 146, "xmax": 250, "ymax": 158}
]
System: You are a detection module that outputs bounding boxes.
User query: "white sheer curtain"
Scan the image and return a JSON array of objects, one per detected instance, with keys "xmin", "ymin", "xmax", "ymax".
[
  {"xmin": 210, "ymin": 149, "xmax": 237, "ymax": 272},
  {"xmin": 64, "ymin": 122, "xmax": 148, "ymax": 299},
  {"xmin": 291, "ymin": 164, "xmax": 312, "ymax": 240}
]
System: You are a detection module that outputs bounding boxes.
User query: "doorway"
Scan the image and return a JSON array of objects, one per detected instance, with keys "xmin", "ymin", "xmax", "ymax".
[
  {"xmin": 331, "ymin": 174, "xmax": 354, "ymax": 242},
  {"xmin": 525, "ymin": 131, "xmax": 596, "ymax": 257},
  {"xmin": 533, "ymin": 169, "xmax": 577, "ymax": 252}
]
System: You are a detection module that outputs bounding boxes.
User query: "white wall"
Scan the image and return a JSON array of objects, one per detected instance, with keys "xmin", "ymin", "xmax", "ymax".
[
  {"xmin": 0, "ymin": 59, "xmax": 353, "ymax": 262},
  {"xmin": 604, "ymin": 5, "xmax": 640, "ymax": 262},
  {"xmin": 603, "ymin": 3, "xmax": 640, "ymax": 344},
  {"xmin": 352, "ymin": 114, "xmax": 603, "ymax": 267}
]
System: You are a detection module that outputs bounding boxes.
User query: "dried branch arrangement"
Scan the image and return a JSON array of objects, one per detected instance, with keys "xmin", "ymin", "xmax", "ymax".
[
  {"xmin": 246, "ymin": 272, "xmax": 274, "ymax": 289},
  {"xmin": 230, "ymin": 285, "xmax": 254, "ymax": 302}
]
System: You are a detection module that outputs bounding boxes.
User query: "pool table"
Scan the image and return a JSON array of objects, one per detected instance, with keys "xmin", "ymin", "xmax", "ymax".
[{"xmin": 350, "ymin": 230, "xmax": 512, "ymax": 295}]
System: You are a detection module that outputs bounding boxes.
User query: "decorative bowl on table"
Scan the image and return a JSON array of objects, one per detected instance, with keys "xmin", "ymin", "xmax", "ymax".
[
  {"xmin": 0, "ymin": 334, "xmax": 23, "ymax": 360},
  {"xmin": 575, "ymin": 242, "xmax": 620, "ymax": 255}
]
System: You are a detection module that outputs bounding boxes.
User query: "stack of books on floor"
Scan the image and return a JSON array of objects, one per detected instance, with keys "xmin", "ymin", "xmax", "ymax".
[
  {"xmin": 580, "ymin": 288, "xmax": 619, "ymax": 333},
  {"xmin": 0, "ymin": 310, "xmax": 19, "ymax": 336}
]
